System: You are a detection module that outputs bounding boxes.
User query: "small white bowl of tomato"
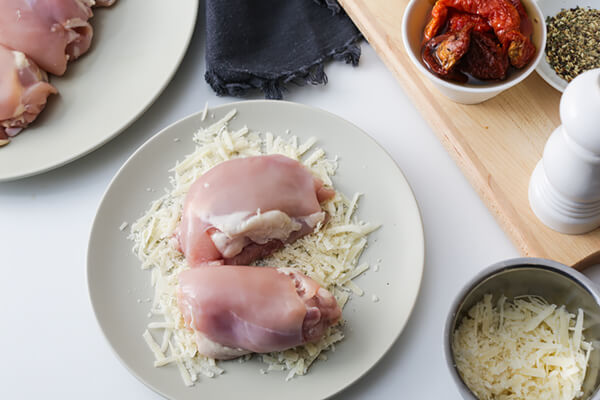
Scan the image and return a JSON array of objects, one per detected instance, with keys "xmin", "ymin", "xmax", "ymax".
[{"xmin": 402, "ymin": 0, "xmax": 546, "ymax": 104}]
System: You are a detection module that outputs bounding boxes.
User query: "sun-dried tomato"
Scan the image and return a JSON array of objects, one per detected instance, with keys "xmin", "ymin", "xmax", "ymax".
[
  {"xmin": 507, "ymin": 0, "xmax": 533, "ymax": 37},
  {"xmin": 422, "ymin": 25, "xmax": 472, "ymax": 78},
  {"xmin": 459, "ymin": 32, "xmax": 509, "ymax": 80},
  {"xmin": 447, "ymin": 10, "xmax": 491, "ymax": 34},
  {"xmin": 421, "ymin": 0, "xmax": 536, "ymax": 78}
]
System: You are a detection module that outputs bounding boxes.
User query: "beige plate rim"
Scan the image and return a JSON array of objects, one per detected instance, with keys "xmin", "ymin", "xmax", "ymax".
[{"xmin": 0, "ymin": 0, "xmax": 199, "ymax": 182}]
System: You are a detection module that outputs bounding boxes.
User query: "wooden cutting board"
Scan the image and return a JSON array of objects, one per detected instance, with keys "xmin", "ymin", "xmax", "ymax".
[{"xmin": 339, "ymin": 0, "xmax": 600, "ymax": 269}]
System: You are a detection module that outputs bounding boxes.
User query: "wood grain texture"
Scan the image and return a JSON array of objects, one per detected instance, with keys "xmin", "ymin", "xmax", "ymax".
[{"xmin": 339, "ymin": 0, "xmax": 600, "ymax": 269}]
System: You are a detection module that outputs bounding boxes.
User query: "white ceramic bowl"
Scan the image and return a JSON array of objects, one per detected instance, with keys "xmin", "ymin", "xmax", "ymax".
[
  {"xmin": 401, "ymin": 0, "xmax": 547, "ymax": 104},
  {"xmin": 535, "ymin": 0, "xmax": 599, "ymax": 92}
]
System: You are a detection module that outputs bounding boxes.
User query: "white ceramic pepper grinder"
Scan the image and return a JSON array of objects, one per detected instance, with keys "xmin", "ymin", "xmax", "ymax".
[{"xmin": 529, "ymin": 68, "xmax": 600, "ymax": 234}]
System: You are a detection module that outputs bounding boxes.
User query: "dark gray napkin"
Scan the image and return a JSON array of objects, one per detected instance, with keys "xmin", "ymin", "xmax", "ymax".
[{"xmin": 205, "ymin": 0, "xmax": 361, "ymax": 99}]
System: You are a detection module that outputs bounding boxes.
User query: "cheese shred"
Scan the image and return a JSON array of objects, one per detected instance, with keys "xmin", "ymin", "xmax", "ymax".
[
  {"xmin": 130, "ymin": 109, "xmax": 379, "ymax": 385},
  {"xmin": 453, "ymin": 294, "xmax": 592, "ymax": 400}
]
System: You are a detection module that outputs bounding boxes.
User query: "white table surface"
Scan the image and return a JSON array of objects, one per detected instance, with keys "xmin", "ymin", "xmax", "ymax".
[{"xmin": 2, "ymin": 6, "xmax": 599, "ymax": 400}]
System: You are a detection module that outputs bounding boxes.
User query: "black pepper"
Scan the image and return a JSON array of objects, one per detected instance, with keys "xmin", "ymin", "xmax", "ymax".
[{"xmin": 545, "ymin": 7, "xmax": 600, "ymax": 82}]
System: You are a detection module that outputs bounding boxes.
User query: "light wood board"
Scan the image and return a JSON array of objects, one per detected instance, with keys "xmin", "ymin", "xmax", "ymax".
[{"xmin": 339, "ymin": 0, "xmax": 600, "ymax": 269}]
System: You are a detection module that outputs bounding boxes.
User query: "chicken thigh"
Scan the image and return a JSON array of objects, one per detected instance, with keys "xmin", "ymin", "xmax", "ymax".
[
  {"xmin": 93, "ymin": 0, "xmax": 116, "ymax": 6},
  {"xmin": 178, "ymin": 155, "xmax": 335, "ymax": 267},
  {"xmin": 177, "ymin": 265, "xmax": 342, "ymax": 359},
  {"xmin": 0, "ymin": 0, "xmax": 94, "ymax": 76},
  {"xmin": 0, "ymin": 45, "xmax": 57, "ymax": 146}
]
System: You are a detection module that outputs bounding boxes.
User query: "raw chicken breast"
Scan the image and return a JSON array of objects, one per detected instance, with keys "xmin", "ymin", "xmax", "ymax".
[
  {"xmin": 177, "ymin": 265, "xmax": 342, "ymax": 359},
  {"xmin": 0, "ymin": 45, "xmax": 57, "ymax": 146},
  {"xmin": 0, "ymin": 0, "xmax": 94, "ymax": 76},
  {"xmin": 178, "ymin": 155, "xmax": 335, "ymax": 267},
  {"xmin": 93, "ymin": 0, "xmax": 116, "ymax": 6},
  {"xmin": 81, "ymin": 0, "xmax": 117, "ymax": 7}
]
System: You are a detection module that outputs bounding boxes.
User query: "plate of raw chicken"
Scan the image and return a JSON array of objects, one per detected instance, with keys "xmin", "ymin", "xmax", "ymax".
[
  {"xmin": 87, "ymin": 100, "xmax": 425, "ymax": 400},
  {"xmin": 0, "ymin": 0, "xmax": 198, "ymax": 181}
]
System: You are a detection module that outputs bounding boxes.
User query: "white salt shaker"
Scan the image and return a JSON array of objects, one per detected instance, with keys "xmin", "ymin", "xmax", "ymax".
[{"xmin": 529, "ymin": 68, "xmax": 600, "ymax": 234}]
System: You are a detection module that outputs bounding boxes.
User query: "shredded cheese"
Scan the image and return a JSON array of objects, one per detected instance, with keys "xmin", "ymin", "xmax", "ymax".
[
  {"xmin": 453, "ymin": 294, "xmax": 592, "ymax": 400},
  {"xmin": 130, "ymin": 109, "xmax": 379, "ymax": 385}
]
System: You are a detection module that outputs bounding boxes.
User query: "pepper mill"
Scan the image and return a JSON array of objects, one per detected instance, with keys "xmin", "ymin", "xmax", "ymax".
[{"xmin": 529, "ymin": 68, "xmax": 600, "ymax": 234}]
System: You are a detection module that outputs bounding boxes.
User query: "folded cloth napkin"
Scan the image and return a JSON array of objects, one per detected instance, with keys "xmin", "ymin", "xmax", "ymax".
[{"xmin": 205, "ymin": 0, "xmax": 361, "ymax": 99}]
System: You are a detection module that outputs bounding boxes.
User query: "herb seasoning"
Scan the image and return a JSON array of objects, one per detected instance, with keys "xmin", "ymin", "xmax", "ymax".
[{"xmin": 545, "ymin": 7, "xmax": 600, "ymax": 82}]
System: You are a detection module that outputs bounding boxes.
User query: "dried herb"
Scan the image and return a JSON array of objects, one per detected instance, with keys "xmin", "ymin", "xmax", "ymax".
[{"xmin": 545, "ymin": 7, "xmax": 600, "ymax": 82}]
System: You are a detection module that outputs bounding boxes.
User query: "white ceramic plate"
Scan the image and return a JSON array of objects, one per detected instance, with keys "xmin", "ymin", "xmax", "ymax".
[
  {"xmin": 0, "ymin": 0, "xmax": 198, "ymax": 182},
  {"xmin": 535, "ymin": 0, "xmax": 597, "ymax": 92},
  {"xmin": 87, "ymin": 101, "xmax": 425, "ymax": 400}
]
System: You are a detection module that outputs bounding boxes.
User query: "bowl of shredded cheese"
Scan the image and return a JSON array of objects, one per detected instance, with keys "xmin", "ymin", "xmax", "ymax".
[{"xmin": 445, "ymin": 257, "xmax": 600, "ymax": 400}]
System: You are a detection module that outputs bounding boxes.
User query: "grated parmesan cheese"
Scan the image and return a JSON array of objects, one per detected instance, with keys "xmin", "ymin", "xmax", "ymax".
[
  {"xmin": 200, "ymin": 102, "xmax": 208, "ymax": 121},
  {"xmin": 453, "ymin": 294, "xmax": 592, "ymax": 400},
  {"xmin": 129, "ymin": 109, "xmax": 379, "ymax": 385}
]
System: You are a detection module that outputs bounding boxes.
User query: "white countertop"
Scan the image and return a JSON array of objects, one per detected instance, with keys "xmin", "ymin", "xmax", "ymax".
[{"xmin": 2, "ymin": 9, "xmax": 599, "ymax": 400}]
